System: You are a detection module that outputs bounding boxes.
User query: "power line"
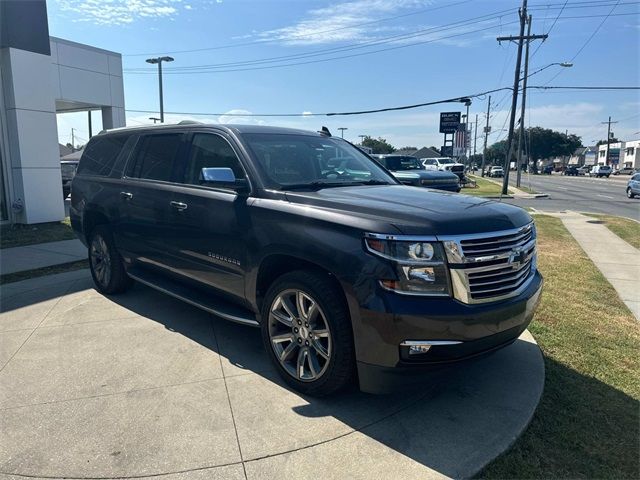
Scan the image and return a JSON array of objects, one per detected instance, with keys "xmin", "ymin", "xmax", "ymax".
[
  {"xmin": 125, "ymin": 22, "xmax": 520, "ymax": 75},
  {"xmin": 530, "ymin": 0, "xmax": 568, "ymax": 58},
  {"xmin": 125, "ymin": 84, "xmax": 636, "ymax": 120},
  {"xmin": 125, "ymin": 9, "xmax": 518, "ymax": 73},
  {"xmin": 123, "ymin": 0, "xmax": 476, "ymax": 56}
]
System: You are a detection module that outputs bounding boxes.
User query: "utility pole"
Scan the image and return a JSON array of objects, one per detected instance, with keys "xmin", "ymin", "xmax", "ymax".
[
  {"xmin": 601, "ymin": 116, "xmax": 618, "ymax": 166},
  {"xmin": 473, "ymin": 113, "xmax": 478, "ymax": 170},
  {"xmin": 149, "ymin": 117, "xmax": 161, "ymax": 124},
  {"xmin": 358, "ymin": 134, "xmax": 366, "ymax": 144},
  {"xmin": 71, "ymin": 128, "xmax": 75, "ymax": 152},
  {"xmin": 497, "ymin": 0, "xmax": 547, "ymax": 194},
  {"xmin": 481, "ymin": 96, "xmax": 491, "ymax": 177},
  {"xmin": 516, "ymin": 15, "xmax": 532, "ymax": 188},
  {"xmin": 88, "ymin": 111, "xmax": 93, "ymax": 138},
  {"xmin": 338, "ymin": 127, "xmax": 348, "ymax": 138}
]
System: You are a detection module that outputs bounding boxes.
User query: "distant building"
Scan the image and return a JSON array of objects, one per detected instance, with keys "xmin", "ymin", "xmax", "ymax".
[
  {"xmin": 621, "ymin": 140, "xmax": 640, "ymax": 169},
  {"xmin": 393, "ymin": 148, "xmax": 418, "ymax": 156},
  {"xmin": 568, "ymin": 146, "xmax": 597, "ymax": 166},
  {"xmin": 59, "ymin": 143, "xmax": 73, "ymax": 157},
  {"xmin": 596, "ymin": 140, "xmax": 639, "ymax": 170},
  {"xmin": 1, "ymin": 0, "xmax": 125, "ymax": 224},
  {"xmin": 412, "ymin": 147, "xmax": 442, "ymax": 159}
]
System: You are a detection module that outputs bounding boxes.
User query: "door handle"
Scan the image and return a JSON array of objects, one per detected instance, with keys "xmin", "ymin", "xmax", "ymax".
[
  {"xmin": 170, "ymin": 201, "xmax": 188, "ymax": 211},
  {"xmin": 120, "ymin": 191, "xmax": 133, "ymax": 200}
]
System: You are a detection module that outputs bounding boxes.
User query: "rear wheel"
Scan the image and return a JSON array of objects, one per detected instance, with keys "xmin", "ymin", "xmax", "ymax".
[
  {"xmin": 627, "ymin": 188, "xmax": 636, "ymax": 199},
  {"xmin": 261, "ymin": 270, "xmax": 355, "ymax": 396},
  {"xmin": 88, "ymin": 225, "xmax": 133, "ymax": 294}
]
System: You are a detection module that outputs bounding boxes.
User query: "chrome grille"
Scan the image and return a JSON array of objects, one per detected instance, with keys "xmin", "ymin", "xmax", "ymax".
[{"xmin": 442, "ymin": 223, "xmax": 537, "ymax": 304}]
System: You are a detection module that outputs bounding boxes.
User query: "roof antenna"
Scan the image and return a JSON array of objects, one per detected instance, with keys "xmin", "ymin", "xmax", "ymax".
[{"xmin": 318, "ymin": 126, "xmax": 332, "ymax": 136}]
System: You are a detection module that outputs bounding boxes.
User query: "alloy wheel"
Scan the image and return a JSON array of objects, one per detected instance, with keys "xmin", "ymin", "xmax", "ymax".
[
  {"xmin": 90, "ymin": 234, "xmax": 112, "ymax": 287},
  {"xmin": 268, "ymin": 289, "xmax": 332, "ymax": 382}
]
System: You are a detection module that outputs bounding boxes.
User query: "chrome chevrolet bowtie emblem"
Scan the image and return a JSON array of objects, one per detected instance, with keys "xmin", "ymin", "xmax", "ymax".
[{"xmin": 508, "ymin": 247, "xmax": 526, "ymax": 270}]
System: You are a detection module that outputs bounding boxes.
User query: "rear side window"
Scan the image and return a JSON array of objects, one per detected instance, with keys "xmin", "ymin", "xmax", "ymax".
[
  {"xmin": 78, "ymin": 136, "xmax": 127, "ymax": 176},
  {"xmin": 127, "ymin": 134, "xmax": 183, "ymax": 181}
]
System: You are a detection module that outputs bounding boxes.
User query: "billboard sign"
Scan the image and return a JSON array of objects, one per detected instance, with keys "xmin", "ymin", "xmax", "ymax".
[
  {"xmin": 584, "ymin": 151, "xmax": 596, "ymax": 166},
  {"xmin": 439, "ymin": 112, "xmax": 461, "ymax": 133},
  {"xmin": 440, "ymin": 145, "xmax": 453, "ymax": 156},
  {"xmin": 609, "ymin": 148, "xmax": 620, "ymax": 165}
]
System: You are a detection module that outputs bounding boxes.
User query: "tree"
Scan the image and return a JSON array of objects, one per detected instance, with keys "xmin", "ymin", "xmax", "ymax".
[
  {"xmin": 595, "ymin": 138, "xmax": 618, "ymax": 147},
  {"xmin": 361, "ymin": 136, "xmax": 396, "ymax": 154},
  {"xmin": 397, "ymin": 146, "xmax": 417, "ymax": 151},
  {"xmin": 429, "ymin": 146, "xmax": 441, "ymax": 154},
  {"xmin": 486, "ymin": 127, "xmax": 582, "ymax": 165}
]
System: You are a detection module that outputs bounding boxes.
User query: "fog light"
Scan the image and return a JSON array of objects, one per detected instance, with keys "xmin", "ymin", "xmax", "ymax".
[{"xmin": 409, "ymin": 345, "xmax": 432, "ymax": 355}]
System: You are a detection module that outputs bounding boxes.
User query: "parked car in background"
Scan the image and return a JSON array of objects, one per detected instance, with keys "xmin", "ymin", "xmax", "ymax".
[
  {"xmin": 589, "ymin": 165, "xmax": 612, "ymax": 178},
  {"xmin": 627, "ymin": 173, "xmax": 640, "ymax": 198},
  {"xmin": 614, "ymin": 167, "xmax": 636, "ymax": 175},
  {"xmin": 71, "ymin": 123, "xmax": 542, "ymax": 396},
  {"xmin": 542, "ymin": 165, "xmax": 553, "ymax": 175},
  {"xmin": 61, "ymin": 159, "xmax": 79, "ymax": 197},
  {"xmin": 421, "ymin": 157, "xmax": 465, "ymax": 179},
  {"xmin": 563, "ymin": 166, "xmax": 579, "ymax": 176},
  {"xmin": 489, "ymin": 166, "xmax": 504, "ymax": 178},
  {"xmin": 577, "ymin": 166, "xmax": 591, "ymax": 176},
  {"xmin": 374, "ymin": 155, "xmax": 461, "ymax": 192}
]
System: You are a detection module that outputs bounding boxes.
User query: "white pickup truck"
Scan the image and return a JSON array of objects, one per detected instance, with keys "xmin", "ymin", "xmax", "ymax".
[{"xmin": 421, "ymin": 157, "xmax": 465, "ymax": 179}]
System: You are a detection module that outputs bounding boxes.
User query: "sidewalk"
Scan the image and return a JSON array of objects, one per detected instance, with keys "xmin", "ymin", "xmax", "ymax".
[
  {"xmin": 0, "ymin": 239, "xmax": 86, "ymax": 275},
  {"xmin": 538, "ymin": 210, "xmax": 640, "ymax": 320},
  {"xmin": 469, "ymin": 175, "xmax": 548, "ymax": 199}
]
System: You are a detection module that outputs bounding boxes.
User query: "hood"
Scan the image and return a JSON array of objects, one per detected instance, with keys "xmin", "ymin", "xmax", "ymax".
[{"xmin": 284, "ymin": 185, "xmax": 531, "ymax": 236}]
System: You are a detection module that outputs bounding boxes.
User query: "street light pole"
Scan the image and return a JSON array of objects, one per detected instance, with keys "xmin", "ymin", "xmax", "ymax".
[
  {"xmin": 482, "ymin": 96, "xmax": 491, "ymax": 177},
  {"xmin": 145, "ymin": 56, "xmax": 174, "ymax": 123}
]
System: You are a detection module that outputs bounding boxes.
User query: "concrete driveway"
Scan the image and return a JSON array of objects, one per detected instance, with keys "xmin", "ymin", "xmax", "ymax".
[{"xmin": 0, "ymin": 270, "xmax": 545, "ymax": 480}]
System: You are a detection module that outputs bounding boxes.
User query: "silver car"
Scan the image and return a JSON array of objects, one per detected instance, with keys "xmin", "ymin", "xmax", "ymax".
[{"xmin": 627, "ymin": 173, "xmax": 640, "ymax": 198}]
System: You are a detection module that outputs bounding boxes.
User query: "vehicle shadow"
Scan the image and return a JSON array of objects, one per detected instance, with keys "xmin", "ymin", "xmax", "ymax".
[
  {"xmin": 2, "ymin": 277, "xmax": 637, "ymax": 478},
  {"xmin": 102, "ymin": 281, "xmax": 637, "ymax": 478}
]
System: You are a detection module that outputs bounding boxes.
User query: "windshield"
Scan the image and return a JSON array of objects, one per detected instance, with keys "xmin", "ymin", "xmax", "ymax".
[
  {"xmin": 439, "ymin": 158, "xmax": 455, "ymax": 164},
  {"xmin": 381, "ymin": 156, "xmax": 423, "ymax": 171},
  {"xmin": 242, "ymin": 133, "xmax": 397, "ymax": 189}
]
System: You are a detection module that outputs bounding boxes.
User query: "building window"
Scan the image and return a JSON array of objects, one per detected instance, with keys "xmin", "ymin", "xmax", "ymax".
[
  {"xmin": 626, "ymin": 147, "xmax": 635, "ymax": 156},
  {"xmin": 599, "ymin": 150, "xmax": 605, "ymax": 157}
]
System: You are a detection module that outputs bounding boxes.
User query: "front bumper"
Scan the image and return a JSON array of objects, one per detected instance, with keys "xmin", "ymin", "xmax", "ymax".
[{"xmin": 352, "ymin": 271, "xmax": 543, "ymax": 393}]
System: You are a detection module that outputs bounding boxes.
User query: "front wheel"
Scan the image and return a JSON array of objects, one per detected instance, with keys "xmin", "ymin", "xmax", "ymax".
[
  {"xmin": 627, "ymin": 188, "xmax": 636, "ymax": 199},
  {"xmin": 261, "ymin": 270, "xmax": 355, "ymax": 396},
  {"xmin": 88, "ymin": 225, "xmax": 133, "ymax": 294}
]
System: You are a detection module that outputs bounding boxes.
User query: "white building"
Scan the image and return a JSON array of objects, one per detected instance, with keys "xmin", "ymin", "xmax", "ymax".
[
  {"xmin": 0, "ymin": 0, "xmax": 125, "ymax": 224},
  {"xmin": 597, "ymin": 140, "xmax": 640, "ymax": 170}
]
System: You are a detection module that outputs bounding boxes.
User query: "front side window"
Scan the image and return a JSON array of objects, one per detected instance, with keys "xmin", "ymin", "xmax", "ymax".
[
  {"xmin": 183, "ymin": 133, "xmax": 245, "ymax": 185},
  {"xmin": 242, "ymin": 134, "xmax": 395, "ymax": 189},
  {"xmin": 128, "ymin": 134, "xmax": 183, "ymax": 181}
]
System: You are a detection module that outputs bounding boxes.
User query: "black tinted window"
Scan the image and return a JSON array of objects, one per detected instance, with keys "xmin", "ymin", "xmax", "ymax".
[
  {"xmin": 184, "ymin": 133, "xmax": 245, "ymax": 185},
  {"xmin": 78, "ymin": 136, "xmax": 127, "ymax": 176},
  {"xmin": 129, "ymin": 134, "xmax": 183, "ymax": 181}
]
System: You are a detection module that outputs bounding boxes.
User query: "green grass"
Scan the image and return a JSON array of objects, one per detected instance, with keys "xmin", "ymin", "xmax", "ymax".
[
  {"xmin": 582, "ymin": 213, "xmax": 640, "ymax": 250},
  {"xmin": 0, "ymin": 260, "xmax": 88, "ymax": 285},
  {"xmin": 0, "ymin": 217, "xmax": 76, "ymax": 249},
  {"xmin": 462, "ymin": 176, "xmax": 513, "ymax": 197},
  {"xmin": 480, "ymin": 215, "xmax": 639, "ymax": 479}
]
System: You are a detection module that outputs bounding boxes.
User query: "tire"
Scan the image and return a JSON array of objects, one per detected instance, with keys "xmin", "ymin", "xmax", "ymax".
[
  {"xmin": 627, "ymin": 188, "xmax": 635, "ymax": 199},
  {"xmin": 261, "ymin": 270, "xmax": 355, "ymax": 396},
  {"xmin": 88, "ymin": 225, "xmax": 133, "ymax": 295}
]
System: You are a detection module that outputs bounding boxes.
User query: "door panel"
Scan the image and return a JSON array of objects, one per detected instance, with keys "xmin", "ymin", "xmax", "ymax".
[{"xmin": 165, "ymin": 132, "xmax": 252, "ymax": 300}]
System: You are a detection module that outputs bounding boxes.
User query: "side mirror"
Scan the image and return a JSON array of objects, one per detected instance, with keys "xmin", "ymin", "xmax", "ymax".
[{"xmin": 200, "ymin": 167, "xmax": 249, "ymax": 194}]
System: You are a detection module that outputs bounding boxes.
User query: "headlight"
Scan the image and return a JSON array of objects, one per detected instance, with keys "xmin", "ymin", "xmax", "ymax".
[{"xmin": 364, "ymin": 235, "xmax": 451, "ymax": 296}]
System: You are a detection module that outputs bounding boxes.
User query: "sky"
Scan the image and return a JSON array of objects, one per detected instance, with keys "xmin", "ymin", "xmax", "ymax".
[{"xmin": 48, "ymin": 0, "xmax": 639, "ymax": 151}]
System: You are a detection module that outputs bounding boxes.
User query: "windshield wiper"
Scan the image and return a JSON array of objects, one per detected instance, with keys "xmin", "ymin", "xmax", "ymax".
[{"xmin": 280, "ymin": 180, "xmax": 390, "ymax": 191}]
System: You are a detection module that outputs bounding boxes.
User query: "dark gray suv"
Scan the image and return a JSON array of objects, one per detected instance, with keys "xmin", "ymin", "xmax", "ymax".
[{"xmin": 71, "ymin": 123, "xmax": 543, "ymax": 395}]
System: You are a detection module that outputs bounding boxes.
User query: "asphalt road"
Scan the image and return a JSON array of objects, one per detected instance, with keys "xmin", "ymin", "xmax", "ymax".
[{"xmin": 501, "ymin": 173, "xmax": 640, "ymax": 220}]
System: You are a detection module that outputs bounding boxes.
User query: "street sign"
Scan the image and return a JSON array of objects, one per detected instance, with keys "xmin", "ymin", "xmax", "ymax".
[
  {"xmin": 439, "ymin": 112, "xmax": 461, "ymax": 133},
  {"xmin": 441, "ymin": 145, "xmax": 453, "ymax": 156},
  {"xmin": 483, "ymin": 126, "xmax": 491, "ymax": 133}
]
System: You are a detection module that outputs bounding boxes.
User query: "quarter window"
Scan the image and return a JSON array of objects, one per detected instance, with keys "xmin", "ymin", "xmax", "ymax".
[
  {"xmin": 183, "ymin": 133, "xmax": 245, "ymax": 185},
  {"xmin": 128, "ymin": 134, "xmax": 183, "ymax": 181},
  {"xmin": 77, "ymin": 135, "xmax": 127, "ymax": 176}
]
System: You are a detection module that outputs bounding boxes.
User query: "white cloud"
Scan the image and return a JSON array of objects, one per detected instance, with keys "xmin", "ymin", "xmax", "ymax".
[
  {"xmin": 217, "ymin": 109, "xmax": 266, "ymax": 125},
  {"xmin": 257, "ymin": 0, "xmax": 432, "ymax": 45},
  {"xmin": 57, "ymin": 0, "xmax": 187, "ymax": 25}
]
